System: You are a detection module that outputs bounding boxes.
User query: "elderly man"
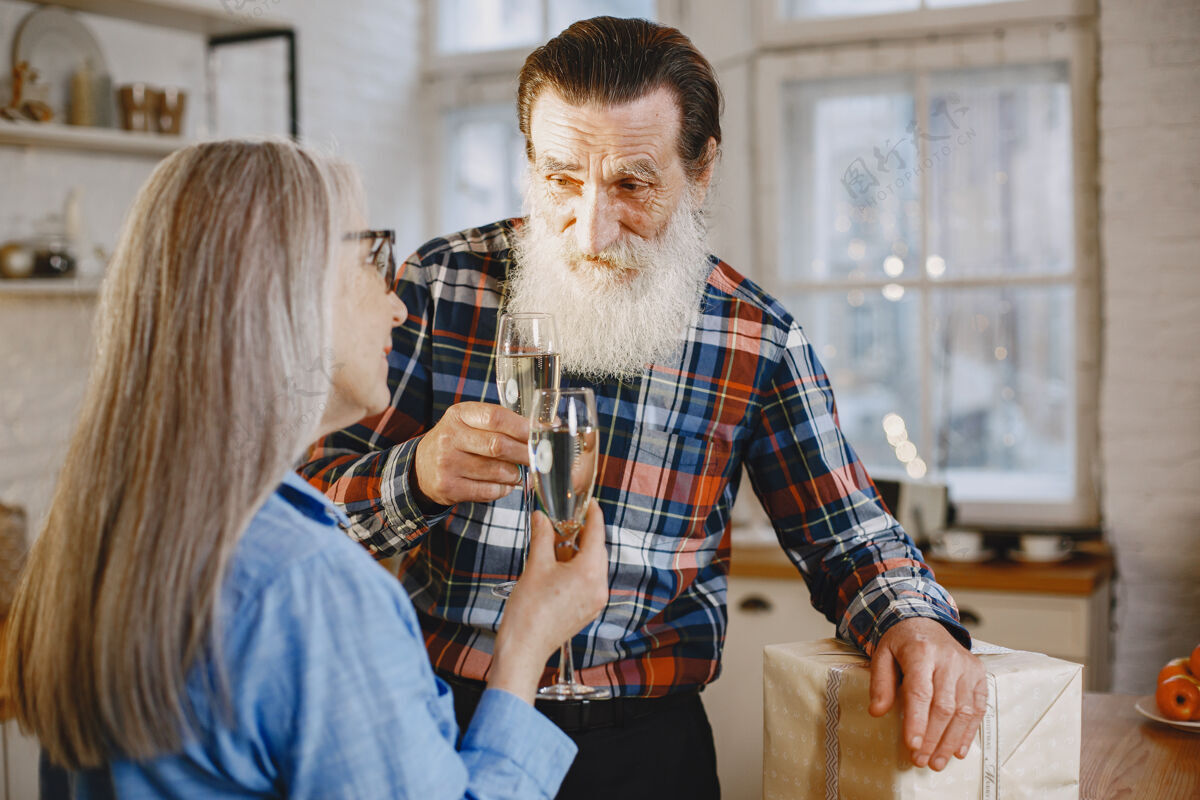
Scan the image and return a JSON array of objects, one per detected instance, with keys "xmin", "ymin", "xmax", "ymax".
[{"xmin": 301, "ymin": 16, "xmax": 985, "ymax": 799}]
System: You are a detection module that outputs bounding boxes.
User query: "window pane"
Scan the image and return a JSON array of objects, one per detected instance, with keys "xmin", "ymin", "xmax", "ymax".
[
  {"xmin": 773, "ymin": 62, "xmax": 1079, "ymax": 512},
  {"xmin": 437, "ymin": 0, "xmax": 541, "ymax": 53},
  {"xmin": 780, "ymin": 76, "xmax": 922, "ymax": 283},
  {"xmin": 549, "ymin": 0, "xmax": 656, "ymax": 34},
  {"xmin": 930, "ymin": 285, "xmax": 1075, "ymax": 502},
  {"xmin": 786, "ymin": 288, "xmax": 922, "ymax": 475},
  {"xmin": 780, "ymin": 0, "xmax": 918, "ymax": 18},
  {"xmin": 926, "ymin": 64, "xmax": 1073, "ymax": 278},
  {"xmin": 441, "ymin": 104, "xmax": 527, "ymax": 233}
]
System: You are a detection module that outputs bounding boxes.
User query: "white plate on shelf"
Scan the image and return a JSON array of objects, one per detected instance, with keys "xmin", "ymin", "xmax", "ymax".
[
  {"xmin": 1134, "ymin": 696, "xmax": 1200, "ymax": 732},
  {"xmin": 928, "ymin": 545, "xmax": 996, "ymax": 563},
  {"xmin": 1010, "ymin": 549, "xmax": 1074, "ymax": 564}
]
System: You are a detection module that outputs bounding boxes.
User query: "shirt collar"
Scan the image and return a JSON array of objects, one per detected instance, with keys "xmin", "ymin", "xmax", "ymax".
[{"xmin": 278, "ymin": 470, "xmax": 351, "ymax": 529}]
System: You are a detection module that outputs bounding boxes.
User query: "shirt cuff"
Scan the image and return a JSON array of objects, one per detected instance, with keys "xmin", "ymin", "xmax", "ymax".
[
  {"xmin": 883, "ymin": 604, "xmax": 974, "ymax": 647},
  {"xmin": 863, "ymin": 599, "xmax": 973, "ymax": 655},
  {"xmin": 460, "ymin": 689, "xmax": 578, "ymax": 799},
  {"xmin": 837, "ymin": 567, "xmax": 973, "ymax": 656},
  {"xmin": 379, "ymin": 436, "xmax": 453, "ymax": 548}
]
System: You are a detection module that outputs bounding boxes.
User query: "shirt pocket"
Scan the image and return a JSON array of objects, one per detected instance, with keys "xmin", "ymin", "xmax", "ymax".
[
  {"xmin": 635, "ymin": 426, "xmax": 729, "ymax": 478},
  {"xmin": 606, "ymin": 426, "xmax": 731, "ymax": 522}
]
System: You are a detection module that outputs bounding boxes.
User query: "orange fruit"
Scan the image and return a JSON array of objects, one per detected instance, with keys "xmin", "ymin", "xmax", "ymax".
[
  {"xmin": 1156, "ymin": 674, "xmax": 1200, "ymax": 721},
  {"xmin": 1158, "ymin": 657, "xmax": 1191, "ymax": 685},
  {"xmin": 1190, "ymin": 644, "xmax": 1200, "ymax": 680}
]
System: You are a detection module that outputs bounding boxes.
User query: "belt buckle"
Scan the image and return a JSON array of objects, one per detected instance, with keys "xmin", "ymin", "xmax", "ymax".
[{"xmin": 539, "ymin": 697, "xmax": 603, "ymax": 732}]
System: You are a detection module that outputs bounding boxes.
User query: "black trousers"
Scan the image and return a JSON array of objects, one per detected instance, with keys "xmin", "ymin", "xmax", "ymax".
[{"xmin": 445, "ymin": 677, "xmax": 721, "ymax": 800}]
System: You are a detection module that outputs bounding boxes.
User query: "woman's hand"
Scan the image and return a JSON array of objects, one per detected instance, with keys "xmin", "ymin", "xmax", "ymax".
[{"xmin": 488, "ymin": 500, "xmax": 609, "ymax": 704}]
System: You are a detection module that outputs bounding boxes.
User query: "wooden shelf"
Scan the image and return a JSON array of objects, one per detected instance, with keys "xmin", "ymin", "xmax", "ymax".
[
  {"xmin": 0, "ymin": 120, "xmax": 191, "ymax": 156},
  {"xmin": 43, "ymin": 0, "xmax": 290, "ymax": 36},
  {"xmin": 0, "ymin": 277, "xmax": 103, "ymax": 296}
]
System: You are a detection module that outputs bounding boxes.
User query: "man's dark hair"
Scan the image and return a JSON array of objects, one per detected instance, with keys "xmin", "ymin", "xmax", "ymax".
[{"xmin": 517, "ymin": 16, "xmax": 722, "ymax": 182}]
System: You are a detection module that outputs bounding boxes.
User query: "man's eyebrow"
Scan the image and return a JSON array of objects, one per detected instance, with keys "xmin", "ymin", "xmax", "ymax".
[
  {"xmin": 536, "ymin": 155, "xmax": 579, "ymax": 173},
  {"xmin": 614, "ymin": 160, "xmax": 661, "ymax": 182}
]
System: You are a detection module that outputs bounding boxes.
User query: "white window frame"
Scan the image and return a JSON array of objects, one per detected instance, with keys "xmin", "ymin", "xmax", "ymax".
[
  {"xmin": 754, "ymin": 20, "xmax": 1099, "ymax": 527},
  {"xmin": 418, "ymin": 72, "xmax": 522, "ymax": 237},
  {"xmin": 753, "ymin": 0, "xmax": 1094, "ymax": 48}
]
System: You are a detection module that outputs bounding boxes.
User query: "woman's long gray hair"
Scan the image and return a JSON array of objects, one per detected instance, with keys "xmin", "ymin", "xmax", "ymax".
[{"xmin": 2, "ymin": 139, "xmax": 363, "ymax": 767}]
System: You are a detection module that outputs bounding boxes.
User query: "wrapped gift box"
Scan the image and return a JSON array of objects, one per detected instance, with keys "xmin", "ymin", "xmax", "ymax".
[{"xmin": 763, "ymin": 637, "xmax": 1082, "ymax": 799}]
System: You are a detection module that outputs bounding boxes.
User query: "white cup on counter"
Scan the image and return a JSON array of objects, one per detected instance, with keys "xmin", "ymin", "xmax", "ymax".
[
  {"xmin": 933, "ymin": 528, "xmax": 985, "ymax": 560},
  {"xmin": 1018, "ymin": 534, "xmax": 1072, "ymax": 560}
]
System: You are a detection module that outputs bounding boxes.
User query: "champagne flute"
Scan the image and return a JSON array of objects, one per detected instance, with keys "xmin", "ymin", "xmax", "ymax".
[
  {"xmin": 491, "ymin": 312, "xmax": 560, "ymax": 599},
  {"xmin": 528, "ymin": 387, "xmax": 610, "ymax": 700}
]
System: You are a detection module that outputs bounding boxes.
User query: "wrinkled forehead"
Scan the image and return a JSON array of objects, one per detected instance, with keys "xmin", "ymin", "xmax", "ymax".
[{"xmin": 527, "ymin": 86, "xmax": 685, "ymax": 172}]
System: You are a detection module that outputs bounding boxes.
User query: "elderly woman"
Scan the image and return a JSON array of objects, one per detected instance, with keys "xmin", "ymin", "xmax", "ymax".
[{"xmin": 2, "ymin": 140, "xmax": 608, "ymax": 799}]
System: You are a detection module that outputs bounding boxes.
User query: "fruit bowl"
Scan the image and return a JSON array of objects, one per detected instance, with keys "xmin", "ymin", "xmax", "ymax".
[{"xmin": 1135, "ymin": 697, "xmax": 1200, "ymax": 733}]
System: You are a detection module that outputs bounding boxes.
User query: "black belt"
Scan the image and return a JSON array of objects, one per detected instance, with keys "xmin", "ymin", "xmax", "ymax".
[{"xmin": 440, "ymin": 673, "xmax": 700, "ymax": 734}]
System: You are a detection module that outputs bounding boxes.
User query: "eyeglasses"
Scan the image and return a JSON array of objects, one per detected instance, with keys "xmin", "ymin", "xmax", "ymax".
[{"xmin": 343, "ymin": 229, "xmax": 398, "ymax": 289}]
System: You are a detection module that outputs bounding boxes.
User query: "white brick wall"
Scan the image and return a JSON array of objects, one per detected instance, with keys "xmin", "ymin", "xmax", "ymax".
[
  {"xmin": 1098, "ymin": 0, "xmax": 1200, "ymax": 693},
  {"xmin": 0, "ymin": 296, "xmax": 96, "ymax": 535}
]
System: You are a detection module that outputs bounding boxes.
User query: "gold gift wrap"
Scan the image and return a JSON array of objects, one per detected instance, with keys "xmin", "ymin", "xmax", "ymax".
[{"xmin": 763, "ymin": 638, "xmax": 1082, "ymax": 800}]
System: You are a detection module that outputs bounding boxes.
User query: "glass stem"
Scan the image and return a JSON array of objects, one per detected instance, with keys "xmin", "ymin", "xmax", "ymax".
[
  {"xmin": 557, "ymin": 639, "xmax": 577, "ymax": 687},
  {"xmin": 552, "ymin": 522, "xmax": 581, "ymax": 686},
  {"xmin": 520, "ymin": 465, "xmax": 532, "ymax": 571}
]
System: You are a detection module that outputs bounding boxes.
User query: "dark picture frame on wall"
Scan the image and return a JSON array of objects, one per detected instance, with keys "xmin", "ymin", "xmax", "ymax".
[{"xmin": 206, "ymin": 28, "xmax": 298, "ymax": 140}]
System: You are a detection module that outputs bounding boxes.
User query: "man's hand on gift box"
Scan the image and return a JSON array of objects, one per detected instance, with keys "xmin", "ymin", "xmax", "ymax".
[{"xmin": 867, "ymin": 617, "xmax": 987, "ymax": 772}]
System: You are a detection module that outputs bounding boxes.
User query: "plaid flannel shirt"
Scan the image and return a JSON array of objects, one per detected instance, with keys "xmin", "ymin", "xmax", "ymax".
[{"xmin": 299, "ymin": 219, "xmax": 968, "ymax": 697}]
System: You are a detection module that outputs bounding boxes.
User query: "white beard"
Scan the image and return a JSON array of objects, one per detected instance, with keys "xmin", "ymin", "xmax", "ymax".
[{"xmin": 508, "ymin": 192, "xmax": 713, "ymax": 383}]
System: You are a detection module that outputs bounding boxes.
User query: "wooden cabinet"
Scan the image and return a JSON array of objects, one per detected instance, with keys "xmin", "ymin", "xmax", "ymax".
[
  {"xmin": 2, "ymin": 721, "xmax": 38, "ymax": 800},
  {"xmin": 704, "ymin": 574, "xmax": 833, "ymax": 800},
  {"xmin": 949, "ymin": 587, "xmax": 1111, "ymax": 688},
  {"xmin": 920, "ymin": 546, "xmax": 1114, "ymax": 692},
  {"xmin": 703, "ymin": 542, "xmax": 1114, "ymax": 800}
]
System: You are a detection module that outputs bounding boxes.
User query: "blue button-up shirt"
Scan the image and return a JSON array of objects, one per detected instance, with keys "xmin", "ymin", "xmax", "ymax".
[{"xmin": 66, "ymin": 471, "xmax": 575, "ymax": 799}]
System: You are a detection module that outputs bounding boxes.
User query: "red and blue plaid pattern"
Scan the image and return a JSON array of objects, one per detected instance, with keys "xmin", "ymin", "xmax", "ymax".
[{"xmin": 299, "ymin": 219, "xmax": 967, "ymax": 697}]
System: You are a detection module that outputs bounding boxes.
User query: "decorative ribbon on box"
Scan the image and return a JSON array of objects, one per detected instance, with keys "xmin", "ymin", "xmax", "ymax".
[{"xmin": 763, "ymin": 637, "xmax": 1082, "ymax": 800}]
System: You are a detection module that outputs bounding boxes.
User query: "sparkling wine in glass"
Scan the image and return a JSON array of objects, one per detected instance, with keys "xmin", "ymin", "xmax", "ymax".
[
  {"xmin": 491, "ymin": 312, "xmax": 559, "ymax": 599},
  {"xmin": 529, "ymin": 387, "xmax": 610, "ymax": 701},
  {"xmin": 495, "ymin": 350, "xmax": 560, "ymax": 417}
]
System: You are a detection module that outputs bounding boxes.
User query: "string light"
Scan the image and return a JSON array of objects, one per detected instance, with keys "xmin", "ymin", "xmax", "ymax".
[{"xmin": 881, "ymin": 413, "xmax": 929, "ymax": 479}]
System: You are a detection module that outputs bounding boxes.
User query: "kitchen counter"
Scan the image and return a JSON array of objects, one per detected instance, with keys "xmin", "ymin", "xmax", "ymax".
[
  {"xmin": 1082, "ymin": 693, "xmax": 1200, "ymax": 799},
  {"xmin": 730, "ymin": 539, "xmax": 1114, "ymax": 596}
]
